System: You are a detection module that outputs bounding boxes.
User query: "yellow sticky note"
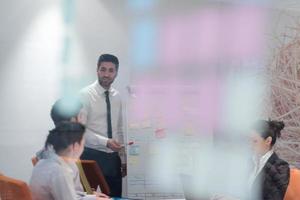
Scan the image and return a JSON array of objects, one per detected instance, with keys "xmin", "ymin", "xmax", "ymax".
[{"xmin": 128, "ymin": 156, "xmax": 139, "ymax": 166}]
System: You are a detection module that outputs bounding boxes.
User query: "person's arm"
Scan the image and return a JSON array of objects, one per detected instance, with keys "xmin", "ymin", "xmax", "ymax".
[
  {"xmin": 272, "ymin": 161, "xmax": 290, "ymax": 199},
  {"xmin": 263, "ymin": 158, "xmax": 290, "ymax": 200}
]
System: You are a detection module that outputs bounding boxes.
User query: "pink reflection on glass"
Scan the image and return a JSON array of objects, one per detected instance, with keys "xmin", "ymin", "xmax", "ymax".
[
  {"xmin": 128, "ymin": 75, "xmax": 222, "ymax": 134},
  {"xmin": 221, "ymin": 6, "xmax": 265, "ymax": 59},
  {"xmin": 159, "ymin": 6, "xmax": 265, "ymax": 67}
]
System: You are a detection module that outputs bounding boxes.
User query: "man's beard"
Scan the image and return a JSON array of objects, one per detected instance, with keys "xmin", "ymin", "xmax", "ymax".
[{"xmin": 99, "ymin": 78, "xmax": 113, "ymax": 88}]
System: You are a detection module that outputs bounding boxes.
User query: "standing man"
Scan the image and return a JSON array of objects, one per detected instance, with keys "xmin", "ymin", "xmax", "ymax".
[{"xmin": 80, "ymin": 54, "xmax": 126, "ymax": 197}]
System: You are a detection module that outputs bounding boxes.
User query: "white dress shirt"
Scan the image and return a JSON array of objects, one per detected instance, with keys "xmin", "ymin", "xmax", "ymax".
[
  {"xmin": 80, "ymin": 81, "xmax": 126, "ymax": 162},
  {"xmin": 248, "ymin": 149, "xmax": 274, "ymax": 188}
]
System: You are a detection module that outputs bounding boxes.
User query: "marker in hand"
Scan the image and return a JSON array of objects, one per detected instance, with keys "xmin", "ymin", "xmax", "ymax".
[{"xmin": 121, "ymin": 141, "xmax": 134, "ymax": 148}]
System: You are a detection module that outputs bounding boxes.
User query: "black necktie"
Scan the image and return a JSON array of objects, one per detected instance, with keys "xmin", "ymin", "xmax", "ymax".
[{"xmin": 105, "ymin": 91, "xmax": 112, "ymax": 138}]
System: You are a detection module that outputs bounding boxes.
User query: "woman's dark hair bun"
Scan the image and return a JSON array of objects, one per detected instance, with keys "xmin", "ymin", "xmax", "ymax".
[
  {"xmin": 252, "ymin": 119, "xmax": 285, "ymax": 146},
  {"xmin": 268, "ymin": 120, "xmax": 285, "ymax": 138}
]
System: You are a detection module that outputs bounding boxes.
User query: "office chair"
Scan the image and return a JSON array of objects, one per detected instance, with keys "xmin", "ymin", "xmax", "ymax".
[
  {"xmin": 0, "ymin": 174, "xmax": 32, "ymax": 200},
  {"xmin": 284, "ymin": 168, "xmax": 300, "ymax": 200},
  {"xmin": 79, "ymin": 160, "xmax": 111, "ymax": 196}
]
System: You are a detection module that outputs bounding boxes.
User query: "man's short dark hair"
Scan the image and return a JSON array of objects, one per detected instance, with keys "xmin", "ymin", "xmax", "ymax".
[
  {"xmin": 50, "ymin": 97, "xmax": 83, "ymax": 126},
  {"xmin": 97, "ymin": 54, "xmax": 119, "ymax": 71}
]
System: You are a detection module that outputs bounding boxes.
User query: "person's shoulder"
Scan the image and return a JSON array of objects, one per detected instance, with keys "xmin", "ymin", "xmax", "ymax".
[
  {"xmin": 80, "ymin": 82, "xmax": 101, "ymax": 102},
  {"xmin": 80, "ymin": 81, "xmax": 97, "ymax": 94},
  {"xmin": 31, "ymin": 159, "xmax": 62, "ymax": 181},
  {"xmin": 271, "ymin": 153, "xmax": 289, "ymax": 167},
  {"xmin": 35, "ymin": 158, "xmax": 61, "ymax": 170},
  {"xmin": 275, "ymin": 158, "xmax": 290, "ymax": 174},
  {"xmin": 265, "ymin": 153, "xmax": 290, "ymax": 175}
]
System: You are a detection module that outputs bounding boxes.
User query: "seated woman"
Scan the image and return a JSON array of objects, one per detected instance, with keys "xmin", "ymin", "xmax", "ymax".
[
  {"xmin": 30, "ymin": 122, "xmax": 109, "ymax": 200},
  {"xmin": 249, "ymin": 119, "xmax": 290, "ymax": 200}
]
